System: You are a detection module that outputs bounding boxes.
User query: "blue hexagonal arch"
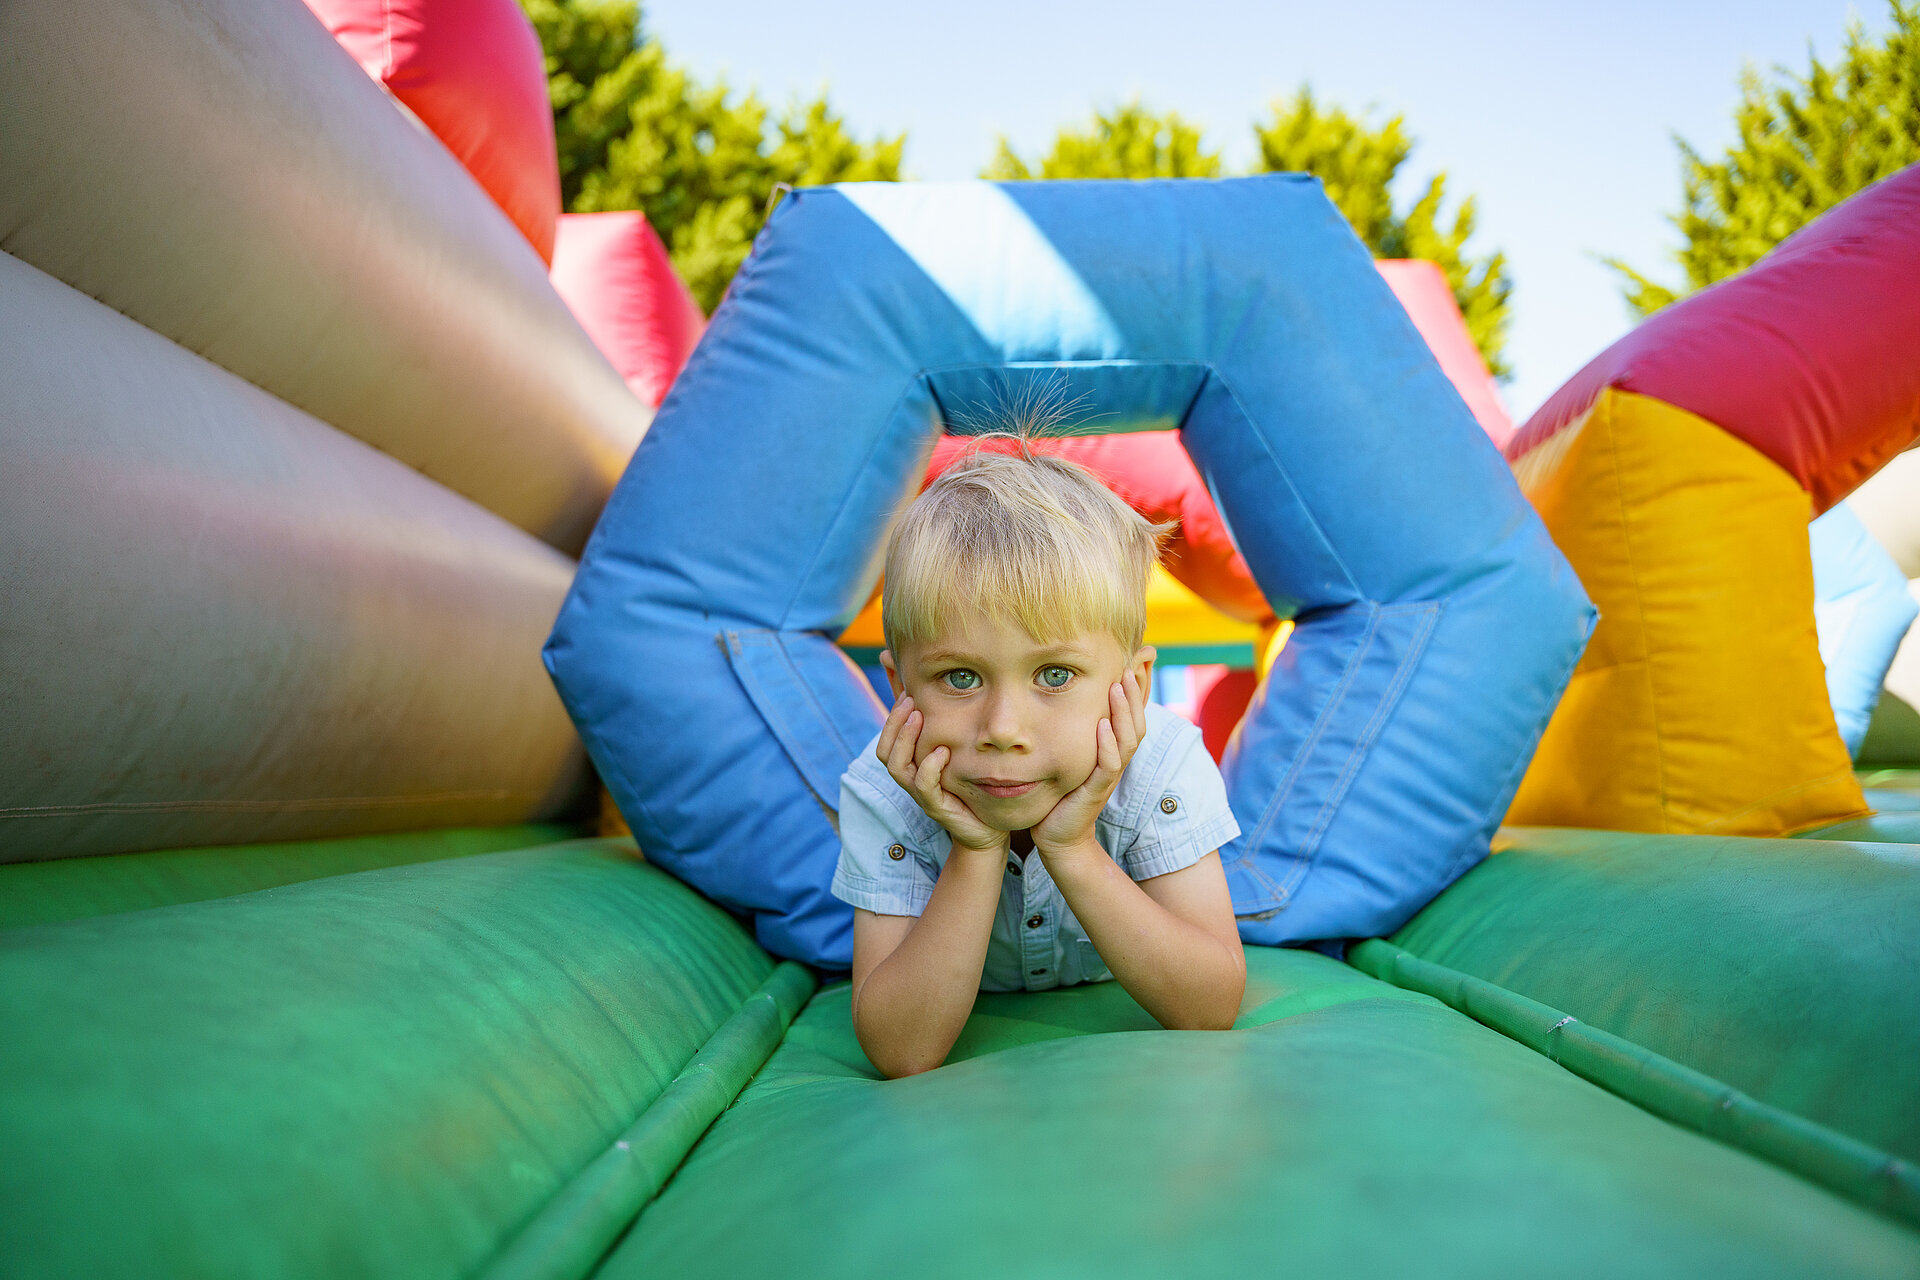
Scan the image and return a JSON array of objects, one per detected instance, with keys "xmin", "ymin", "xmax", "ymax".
[{"xmin": 545, "ymin": 176, "xmax": 1594, "ymax": 967}]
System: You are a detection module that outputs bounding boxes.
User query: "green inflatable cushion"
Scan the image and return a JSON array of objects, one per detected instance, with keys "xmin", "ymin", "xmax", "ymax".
[
  {"xmin": 1858, "ymin": 768, "xmax": 1920, "ymax": 806},
  {"xmin": 1798, "ymin": 813, "xmax": 1920, "ymax": 842},
  {"xmin": 0, "ymin": 839, "xmax": 771, "ymax": 1280},
  {"xmin": 599, "ymin": 946, "xmax": 1920, "ymax": 1279},
  {"xmin": 1390, "ymin": 826, "xmax": 1920, "ymax": 1163},
  {"xmin": 0, "ymin": 823, "xmax": 583, "ymax": 929}
]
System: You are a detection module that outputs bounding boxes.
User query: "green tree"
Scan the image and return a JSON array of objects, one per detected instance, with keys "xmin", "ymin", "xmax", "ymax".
[
  {"xmin": 520, "ymin": 0, "xmax": 903, "ymax": 311},
  {"xmin": 990, "ymin": 93, "xmax": 1513, "ymax": 377},
  {"xmin": 985, "ymin": 101, "xmax": 1223, "ymax": 180},
  {"xmin": 1252, "ymin": 88, "xmax": 1512, "ymax": 378},
  {"xmin": 1607, "ymin": 1, "xmax": 1919, "ymax": 316}
]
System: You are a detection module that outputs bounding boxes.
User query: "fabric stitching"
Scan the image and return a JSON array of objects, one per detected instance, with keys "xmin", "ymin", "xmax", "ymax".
[
  {"xmin": 1238, "ymin": 603, "xmax": 1381, "ymax": 902},
  {"xmin": 1297, "ymin": 600, "xmax": 1442, "ymax": 862}
]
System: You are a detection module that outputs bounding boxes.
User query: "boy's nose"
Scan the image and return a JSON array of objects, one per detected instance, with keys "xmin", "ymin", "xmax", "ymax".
[{"xmin": 978, "ymin": 691, "xmax": 1029, "ymax": 751}]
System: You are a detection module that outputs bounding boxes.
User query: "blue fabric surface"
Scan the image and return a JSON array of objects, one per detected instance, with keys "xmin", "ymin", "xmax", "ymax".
[
  {"xmin": 1811, "ymin": 501, "xmax": 1919, "ymax": 758},
  {"xmin": 545, "ymin": 177, "xmax": 1595, "ymax": 966}
]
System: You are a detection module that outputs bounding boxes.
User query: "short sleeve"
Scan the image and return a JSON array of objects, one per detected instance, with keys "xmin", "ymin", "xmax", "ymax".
[
  {"xmin": 1122, "ymin": 721, "xmax": 1241, "ymax": 881},
  {"xmin": 829, "ymin": 766, "xmax": 937, "ymax": 916}
]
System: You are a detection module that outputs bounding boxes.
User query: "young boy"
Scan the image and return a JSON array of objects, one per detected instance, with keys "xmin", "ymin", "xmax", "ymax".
[{"xmin": 831, "ymin": 438, "xmax": 1248, "ymax": 1078}]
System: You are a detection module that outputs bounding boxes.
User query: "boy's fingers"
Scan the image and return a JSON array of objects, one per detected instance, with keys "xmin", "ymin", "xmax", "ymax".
[
  {"xmin": 885, "ymin": 709, "xmax": 921, "ymax": 785},
  {"xmin": 876, "ymin": 702, "xmax": 901, "ymax": 760},
  {"xmin": 1110, "ymin": 680, "xmax": 1140, "ymax": 758},
  {"xmin": 876, "ymin": 695, "xmax": 914, "ymax": 761},
  {"xmin": 912, "ymin": 744, "xmax": 947, "ymax": 801},
  {"xmin": 1122, "ymin": 668, "xmax": 1147, "ymax": 734}
]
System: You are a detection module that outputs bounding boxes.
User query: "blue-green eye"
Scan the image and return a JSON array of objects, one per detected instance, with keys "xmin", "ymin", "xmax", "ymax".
[
  {"xmin": 1038, "ymin": 666, "xmax": 1073, "ymax": 689},
  {"xmin": 943, "ymin": 669, "xmax": 982, "ymax": 691}
]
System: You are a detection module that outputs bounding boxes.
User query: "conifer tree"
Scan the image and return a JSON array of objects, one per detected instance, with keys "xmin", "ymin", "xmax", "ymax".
[
  {"xmin": 1606, "ymin": 1, "xmax": 1919, "ymax": 316},
  {"xmin": 519, "ymin": 0, "xmax": 903, "ymax": 311}
]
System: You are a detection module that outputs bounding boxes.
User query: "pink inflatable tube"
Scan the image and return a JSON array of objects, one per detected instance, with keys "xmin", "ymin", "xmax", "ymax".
[
  {"xmin": 551, "ymin": 213, "xmax": 707, "ymax": 410},
  {"xmin": 303, "ymin": 0, "xmax": 561, "ymax": 262}
]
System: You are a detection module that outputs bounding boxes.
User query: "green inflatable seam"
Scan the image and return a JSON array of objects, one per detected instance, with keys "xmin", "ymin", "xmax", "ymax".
[
  {"xmin": 1348, "ymin": 939, "xmax": 1920, "ymax": 1230},
  {"xmin": 480, "ymin": 961, "xmax": 818, "ymax": 1280}
]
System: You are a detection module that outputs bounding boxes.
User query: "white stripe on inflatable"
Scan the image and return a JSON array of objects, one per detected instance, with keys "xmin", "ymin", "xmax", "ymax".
[
  {"xmin": 0, "ymin": 251, "xmax": 588, "ymax": 862},
  {"xmin": 0, "ymin": 0, "xmax": 646, "ymax": 554}
]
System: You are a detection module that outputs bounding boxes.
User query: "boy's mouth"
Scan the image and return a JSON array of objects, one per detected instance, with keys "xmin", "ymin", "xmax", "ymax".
[{"xmin": 971, "ymin": 778, "xmax": 1039, "ymax": 799}]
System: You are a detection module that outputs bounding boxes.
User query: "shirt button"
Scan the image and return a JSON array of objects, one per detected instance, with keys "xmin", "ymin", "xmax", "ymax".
[
  {"xmin": 1026, "ymin": 914, "xmax": 1045, "ymax": 929},
  {"xmin": 887, "ymin": 843, "xmax": 906, "ymax": 861},
  {"xmin": 1007, "ymin": 860, "xmax": 1022, "ymax": 876},
  {"xmin": 1030, "ymin": 968, "xmax": 1047, "ymax": 976},
  {"xmin": 1160, "ymin": 796, "xmax": 1179, "ymax": 814}
]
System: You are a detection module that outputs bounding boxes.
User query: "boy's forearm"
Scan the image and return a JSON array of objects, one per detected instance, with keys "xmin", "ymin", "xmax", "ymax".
[
  {"xmin": 851, "ymin": 848, "xmax": 1005, "ymax": 1077},
  {"xmin": 1043, "ymin": 842, "xmax": 1245, "ymax": 1030}
]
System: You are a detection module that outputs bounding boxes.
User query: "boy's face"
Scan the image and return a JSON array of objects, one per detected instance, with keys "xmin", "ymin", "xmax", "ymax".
[{"xmin": 882, "ymin": 609, "xmax": 1154, "ymax": 833}]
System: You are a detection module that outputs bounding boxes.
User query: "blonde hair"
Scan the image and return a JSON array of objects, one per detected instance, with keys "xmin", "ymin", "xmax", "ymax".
[{"xmin": 882, "ymin": 434, "xmax": 1173, "ymax": 656}]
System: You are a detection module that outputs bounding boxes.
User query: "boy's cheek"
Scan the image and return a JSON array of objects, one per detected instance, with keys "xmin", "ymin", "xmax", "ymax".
[{"xmin": 911, "ymin": 720, "xmax": 968, "ymax": 766}]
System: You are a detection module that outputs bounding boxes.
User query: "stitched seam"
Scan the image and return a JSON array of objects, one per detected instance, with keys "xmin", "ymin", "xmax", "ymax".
[
  {"xmin": 727, "ymin": 632, "xmax": 828, "ymax": 809},
  {"xmin": 772, "ymin": 633, "xmax": 856, "ymax": 760},
  {"xmin": 1697, "ymin": 766, "xmax": 1866, "ymax": 834},
  {"xmin": 1242, "ymin": 604, "xmax": 1382, "ymax": 901},
  {"xmin": 1297, "ymin": 600, "xmax": 1442, "ymax": 862},
  {"xmin": 1600, "ymin": 395, "xmax": 1670, "ymax": 829}
]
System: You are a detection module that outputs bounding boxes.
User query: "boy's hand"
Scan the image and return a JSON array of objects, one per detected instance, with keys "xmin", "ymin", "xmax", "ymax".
[
  {"xmin": 1032, "ymin": 662, "xmax": 1150, "ymax": 861},
  {"xmin": 877, "ymin": 695, "xmax": 1007, "ymax": 854}
]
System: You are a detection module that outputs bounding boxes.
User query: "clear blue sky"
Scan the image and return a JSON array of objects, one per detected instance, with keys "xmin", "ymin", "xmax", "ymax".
[{"xmin": 642, "ymin": 0, "xmax": 1888, "ymax": 423}]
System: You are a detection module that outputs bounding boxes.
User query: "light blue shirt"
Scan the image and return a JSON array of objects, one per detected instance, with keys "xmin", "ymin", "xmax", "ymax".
[{"xmin": 831, "ymin": 703, "xmax": 1240, "ymax": 993}]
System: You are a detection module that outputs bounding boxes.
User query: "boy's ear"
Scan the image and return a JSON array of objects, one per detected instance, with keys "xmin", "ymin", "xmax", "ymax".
[
  {"xmin": 1132, "ymin": 644, "xmax": 1157, "ymax": 689},
  {"xmin": 878, "ymin": 649, "xmax": 905, "ymax": 698}
]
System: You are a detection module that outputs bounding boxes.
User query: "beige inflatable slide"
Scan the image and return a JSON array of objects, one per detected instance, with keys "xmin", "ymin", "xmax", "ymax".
[{"xmin": 0, "ymin": 0, "xmax": 650, "ymax": 860}]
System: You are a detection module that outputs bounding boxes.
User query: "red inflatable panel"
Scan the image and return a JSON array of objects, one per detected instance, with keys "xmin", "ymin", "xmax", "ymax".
[
  {"xmin": 1508, "ymin": 165, "xmax": 1920, "ymax": 512},
  {"xmin": 1375, "ymin": 260, "xmax": 1513, "ymax": 449},
  {"xmin": 304, "ymin": 0, "xmax": 560, "ymax": 263},
  {"xmin": 551, "ymin": 213, "xmax": 706, "ymax": 409}
]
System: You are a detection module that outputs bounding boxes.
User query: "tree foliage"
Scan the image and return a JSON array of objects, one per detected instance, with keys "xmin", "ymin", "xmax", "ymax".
[
  {"xmin": 985, "ymin": 101, "xmax": 1222, "ymax": 180},
  {"xmin": 520, "ymin": 0, "xmax": 903, "ymax": 310},
  {"xmin": 989, "ymin": 93, "xmax": 1512, "ymax": 377},
  {"xmin": 1607, "ymin": 1, "xmax": 1919, "ymax": 316}
]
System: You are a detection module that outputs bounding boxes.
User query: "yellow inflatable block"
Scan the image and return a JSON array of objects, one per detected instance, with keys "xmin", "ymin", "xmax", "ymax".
[
  {"xmin": 838, "ymin": 563, "xmax": 1263, "ymax": 665},
  {"xmin": 1507, "ymin": 389, "xmax": 1866, "ymax": 835}
]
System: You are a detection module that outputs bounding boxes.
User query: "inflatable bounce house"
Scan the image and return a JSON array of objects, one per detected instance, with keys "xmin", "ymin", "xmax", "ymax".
[{"xmin": 4, "ymin": 0, "xmax": 1920, "ymax": 1274}]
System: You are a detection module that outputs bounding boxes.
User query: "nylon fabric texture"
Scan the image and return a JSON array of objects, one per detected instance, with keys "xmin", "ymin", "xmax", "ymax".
[
  {"xmin": 546, "ymin": 176, "xmax": 1593, "ymax": 966},
  {"xmin": 598, "ymin": 945, "xmax": 1920, "ymax": 1279},
  {"xmin": 1391, "ymin": 825, "xmax": 1920, "ymax": 1161},
  {"xmin": 302, "ymin": 0, "xmax": 561, "ymax": 261},
  {"xmin": 0, "ymin": 841, "xmax": 772, "ymax": 1280},
  {"xmin": 0, "ymin": 824, "xmax": 580, "ymax": 928},
  {"xmin": 1506, "ymin": 165, "xmax": 1920, "ymax": 512},
  {"xmin": 0, "ymin": 252, "xmax": 589, "ymax": 862},
  {"xmin": 1506, "ymin": 388, "xmax": 1866, "ymax": 834},
  {"xmin": 0, "ymin": 0, "xmax": 644, "ymax": 551},
  {"xmin": 1812, "ymin": 501, "xmax": 1920, "ymax": 756}
]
